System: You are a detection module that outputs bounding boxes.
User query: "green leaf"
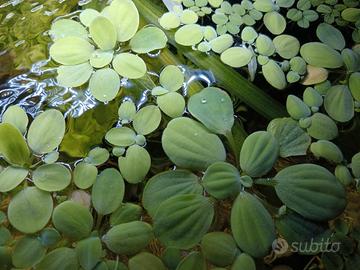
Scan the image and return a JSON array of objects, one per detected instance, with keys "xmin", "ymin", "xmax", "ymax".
[
  {"xmin": 2, "ymin": 105, "xmax": 28, "ymax": 134},
  {"xmin": 154, "ymin": 194, "xmax": 214, "ymax": 249},
  {"xmin": 50, "ymin": 19, "xmax": 88, "ymax": 40},
  {"xmin": 274, "ymin": 164, "xmax": 347, "ymax": 221},
  {"xmin": 253, "ymin": 0, "xmax": 275, "ymax": 12},
  {"xmin": 110, "ymin": 203, "xmax": 142, "ymax": 226},
  {"xmin": 33, "ymin": 164, "xmax": 71, "ymax": 192},
  {"xmin": 157, "ymin": 92, "xmax": 185, "ymax": 118},
  {"xmin": 316, "ymin": 23, "xmax": 345, "ymax": 51},
  {"xmin": 76, "ymin": 237, "xmax": 103, "ymax": 270},
  {"xmin": 202, "ymin": 162, "xmax": 241, "ymax": 199},
  {"xmin": 103, "ymin": 221, "xmax": 153, "ymax": 255},
  {"xmin": 324, "ymin": 85, "xmax": 354, "ymax": 122},
  {"xmin": 201, "ymin": 232, "xmax": 239, "ymax": 267},
  {"xmin": 0, "ymin": 123, "xmax": 30, "ymax": 166},
  {"xmin": 39, "ymin": 228, "xmax": 61, "ymax": 247},
  {"xmin": 73, "ymin": 162, "xmax": 98, "ymax": 189},
  {"xmin": 162, "ymin": 117, "xmax": 226, "ymax": 170},
  {"xmin": 300, "ymin": 42, "xmax": 343, "ymax": 68},
  {"xmin": 231, "ymin": 192, "xmax": 276, "ymax": 258},
  {"xmin": 263, "ymin": 11, "xmax": 286, "ymax": 35},
  {"xmin": 262, "ymin": 60, "xmax": 287, "ymax": 90},
  {"xmin": 342, "ymin": 48, "xmax": 360, "ymax": 73},
  {"xmin": 27, "ymin": 109, "xmax": 66, "ymax": 154},
  {"xmin": 180, "ymin": 9, "xmax": 199, "ymax": 24},
  {"xmin": 351, "ymin": 152, "xmax": 360, "ymax": 178},
  {"xmin": 89, "ymin": 16, "xmax": 117, "ymax": 50},
  {"xmin": 130, "ymin": 26, "xmax": 168, "ymax": 54},
  {"xmin": 128, "ymin": 252, "xmax": 167, "ymax": 270},
  {"xmin": 188, "ymin": 87, "xmax": 234, "ymax": 135},
  {"xmin": 159, "ymin": 12, "xmax": 181, "ymax": 30},
  {"xmin": 113, "ymin": 53, "xmax": 147, "ymax": 79},
  {"xmin": 175, "ymin": 24, "xmax": 204, "ymax": 46},
  {"xmin": 133, "ymin": 105, "xmax": 162, "ymax": 135},
  {"xmin": 118, "ymin": 100, "xmax": 137, "ymax": 124},
  {"xmin": 307, "ymin": 113, "xmax": 338, "ymax": 140},
  {"xmin": 8, "ymin": 187, "xmax": 53, "ymax": 233},
  {"xmin": 220, "ymin": 47, "xmax": 253, "ymax": 68},
  {"xmin": 267, "ymin": 118, "xmax": 311, "ymax": 157},
  {"xmin": 209, "ymin": 34, "xmax": 234, "ymax": 54},
  {"xmin": 310, "ymin": 140, "xmax": 343, "ymax": 163},
  {"xmin": 142, "ymin": 170, "xmax": 203, "ymax": 217},
  {"xmin": 89, "ymin": 68, "xmax": 120, "ymax": 102},
  {"xmin": 255, "ymin": 34, "xmax": 275, "ymax": 56},
  {"xmin": 335, "ymin": 165, "xmax": 353, "ymax": 186},
  {"xmin": 0, "ymin": 166, "xmax": 28, "ymax": 193},
  {"xmin": 12, "ymin": 236, "xmax": 46, "ymax": 268},
  {"xmin": 160, "ymin": 65, "xmax": 184, "ymax": 91},
  {"xmin": 240, "ymin": 131, "xmax": 279, "ymax": 177},
  {"xmin": 50, "ymin": 37, "xmax": 94, "ymax": 65},
  {"xmin": 273, "ymin": 34, "xmax": 300, "ymax": 59},
  {"xmin": 79, "ymin": 8, "xmax": 101, "ymax": 27},
  {"xmin": 341, "ymin": 7, "xmax": 360, "ymax": 22},
  {"xmin": 36, "ymin": 247, "xmax": 78, "ymax": 270},
  {"xmin": 105, "ymin": 0, "xmax": 140, "ymax": 42},
  {"xmin": 44, "ymin": 151, "xmax": 59, "ymax": 164},
  {"xmin": 286, "ymin": 95, "xmax": 311, "ymax": 120},
  {"xmin": 303, "ymin": 87, "xmax": 323, "ymax": 107},
  {"xmin": 118, "ymin": 145, "xmax": 151, "ymax": 183},
  {"xmin": 52, "ymin": 201, "xmax": 93, "ymax": 240},
  {"xmin": 92, "ymin": 168, "xmax": 125, "ymax": 215},
  {"xmin": 349, "ymin": 72, "xmax": 360, "ymax": 101},
  {"xmin": 241, "ymin": 26, "xmax": 258, "ymax": 43},
  {"xmin": 231, "ymin": 253, "xmax": 256, "ymax": 270},
  {"xmin": 105, "ymin": 127, "xmax": 136, "ymax": 147},
  {"xmin": 85, "ymin": 147, "xmax": 110, "ymax": 166},
  {"xmin": 176, "ymin": 252, "xmax": 206, "ymax": 270}
]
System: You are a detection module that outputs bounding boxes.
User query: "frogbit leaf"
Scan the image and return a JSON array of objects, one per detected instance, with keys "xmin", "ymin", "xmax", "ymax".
[
  {"xmin": 33, "ymin": 164, "xmax": 71, "ymax": 192},
  {"xmin": 105, "ymin": 127, "xmax": 136, "ymax": 147},
  {"xmin": 89, "ymin": 68, "xmax": 120, "ymax": 102}
]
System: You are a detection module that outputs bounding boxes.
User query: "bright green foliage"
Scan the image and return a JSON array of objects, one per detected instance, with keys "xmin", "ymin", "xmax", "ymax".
[
  {"xmin": 335, "ymin": 165, "xmax": 353, "ymax": 186},
  {"xmin": 32, "ymin": 164, "xmax": 71, "ymax": 192},
  {"xmin": 76, "ymin": 237, "xmax": 103, "ymax": 270},
  {"xmin": 300, "ymin": 42, "xmax": 343, "ymax": 68},
  {"xmin": 0, "ymin": 167, "xmax": 28, "ymax": 193},
  {"xmin": 307, "ymin": 113, "xmax": 338, "ymax": 140},
  {"xmin": 310, "ymin": 140, "xmax": 343, "ymax": 163},
  {"xmin": 73, "ymin": 162, "xmax": 98, "ymax": 189},
  {"xmin": 2, "ymin": 105, "xmax": 28, "ymax": 134}
]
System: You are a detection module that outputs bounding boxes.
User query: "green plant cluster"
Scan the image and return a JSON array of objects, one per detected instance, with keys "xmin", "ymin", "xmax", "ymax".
[{"xmin": 1, "ymin": 0, "xmax": 360, "ymax": 269}]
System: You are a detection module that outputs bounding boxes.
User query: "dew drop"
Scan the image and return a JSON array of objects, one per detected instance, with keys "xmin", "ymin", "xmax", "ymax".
[{"xmin": 201, "ymin": 98, "xmax": 207, "ymax": 104}]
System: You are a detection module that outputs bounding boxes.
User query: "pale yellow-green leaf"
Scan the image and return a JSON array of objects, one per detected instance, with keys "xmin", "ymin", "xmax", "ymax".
[
  {"xmin": 112, "ymin": 53, "xmax": 147, "ymax": 79},
  {"xmin": 255, "ymin": 34, "xmax": 275, "ymax": 56},
  {"xmin": 263, "ymin": 11, "xmax": 286, "ymax": 35},
  {"xmin": 316, "ymin": 23, "xmax": 345, "ymax": 51},
  {"xmin": 49, "ymin": 19, "xmax": 88, "ymax": 40},
  {"xmin": 89, "ymin": 16, "xmax": 117, "ymax": 51},
  {"xmin": 180, "ymin": 9, "xmax": 199, "ymax": 24},
  {"xmin": 89, "ymin": 50, "xmax": 113, "ymax": 68},
  {"xmin": 130, "ymin": 27, "xmax": 168, "ymax": 54},
  {"xmin": 2, "ymin": 105, "xmax": 28, "ymax": 134},
  {"xmin": 159, "ymin": 12, "xmax": 181, "ymax": 30},
  {"xmin": 160, "ymin": 65, "xmax": 184, "ymax": 91},
  {"xmin": 80, "ymin": 9, "xmax": 101, "ymax": 27},
  {"xmin": 262, "ymin": 60, "xmax": 287, "ymax": 90},
  {"xmin": 300, "ymin": 42, "xmax": 343, "ymax": 68},
  {"xmin": 209, "ymin": 34, "xmax": 234, "ymax": 54},
  {"xmin": 157, "ymin": 92, "xmax": 185, "ymax": 118},
  {"xmin": 89, "ymin": 68, "xmax": 120, "ymax": 102},
  {"xmin": 175, "ymin": 24, "xmax": 204, "ymax": 46},
  {"xmin": 57, "ymin": 63, "xmax": 93, "ymax": 88},
  {"xmin": 133, "ymin": 105, "xmax": 162, "ymax": 135},
  {"xmin": 273, "ymin": 35, "xmax": 300, "ymax": 59},
  {"xmin": 0, "ymin": 167, "xmax": 28, "ymax": 193},
  {"xmin": 220, "ymin": 47, "xmax": 253, "ymax": 68}
]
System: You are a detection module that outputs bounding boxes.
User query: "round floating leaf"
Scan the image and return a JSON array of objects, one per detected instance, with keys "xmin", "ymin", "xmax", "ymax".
[
  {"xmin": 36, "ymin": 247, "xmax": 78, "ymax": 270},
  {"xmin": 290, "ymin": 57, "xmax": 307, "ymax": 75},
  {"xmin": 202, "ymin": 162, "xmax": 241, "ymax": 199},
  {"xmin": 43, "ymin": 151, "xmax": 59, "ymax": 164},
  {"xmin": 152, "ymin": 86, "xmax": 169, "ymax": 96},
  {"xmin": 85, "ymin": 147, "xmax": 109, "ymax": 166},
  {"xmin": 277, "ymin": 0, "xmax": 295, "ymax": 7},
  {"xmin": 162, "ymin": 117, "xmax": 226, "ymax": 170},
  {"xmin": 188, "ymin": 87, "xmax": 234, "ymax": 135},
  {"xmin": 130, "ymin": 27, "xmax": 167, "ymax": 54},
  {"xmin": 89, "ymin": 16, "xmax": 117, "ymax": 50},
  {"xmin": 50, "ymin": 19, "xmax": 88, "ymax": 40},
  {"xmin": 157, "ymin": 92, "xmax": 185, "ymax": 118},
  {"xmin": 8, "ymin": 187, "xmax": 53, "ymax": 233},
  {"xmin": 342, "ymin": 48, "xmax": 360, "ymax": 72},
  {"xmin": 27, "ymin": 109, "xmax": 66, "ymax": 154},
  {"xmin": 92, "ymin": 168, "xmax": 124, "ymax": 215},
  {"xmin": 316, "ymin": 23, "xmax": 345, "ymax": 51},
  {"xmin": 209, "ymin": 0, "xmax": 224, "ymax": 7},
  {"xmin": 159, "ymin": 12, "xmax": 181, "ymax": 30},
  {"xmin": 89, "ymin": 68, "xmax": 120, "ymax": 102},
  {"xmin": 110, "ymin": 203, "xmax": 142, "ymax": 226},
  {"xmin": 160, "ymin": 65, "xmax": 184, "ymax": 91},
  {"xmin": 221, "ymin": 47, "xmax": 253, "ymax": 68},
  {"xmin": 341, "ymin": 8, "xmax": 360, "ymax": 22},
  {"xmin": 303, "ymin": 87, "xmax": 323, "ymax": 107},
  {"xmin": 154, "ymin": 194, "xmax": 214, "ymax": 249},
  {"xmin": 118, "ymin": 100, "xmax": 137, "ymax": 123},
  {"xmin": 264, "ymin": 11, "xmax": 286, "ymax": 35},
  {"xmin": 176, "ymin": 252, "xmax": 206, "ymax": 270},
  {"xmin": 103, "ymin": 221, "xmax": 153, "ymax": 255},
  {"xmin": 310, "ymin": 140, "xmax": 343, "ymax": 163},
  {"xmin": 267, "ymin": 118, "xmax": 311, "ymax": 157},
  {"xmin": 73, "ymin": 162, "xmax": 98, "ymax": 189},
  {"xmin": 76, "ymin": 237, "xmax": 103, "ymax": 270},
  {"xmin": 0, "ymin": 123, "xmax": 30, "ymax": 166},
  {"xmin": 105, "ymin": 127, "xmax": 136, "ymax": 147},
  {"xmin": 0, "ymin": 227, "xmax": 11, "ymax": 245},
  {"xmin": 300, "ymin": 42, "xmax": 343, "ymax": 68},
  {"xmin": 2, "ymin": 105, "xmax": 28, "ymax": 134},
  {"xmin": 240, "ymin": 131, "xmax": 279, "ymax": 177},
  {"xmin": 255, "ymin": 34, "xmax": 275, "ymax": 56},
  {"xmin": 39, "ymin": 228, "xmax": 61, "ymax": 247},
  {"xmin": 231, "ymin": 192, "xmax": 276, "ymax": 258},
  {"xmin": 0, "ymin": 166, "xmax": 28, "ymax": 192},
  {"xmin": 33, "ymin": 164, "xmax": 71, "ymax": 192},
  {"xmin": 209, "ymin": 34, "xmax": 234, "ymax": 54},
  {"xmin": 349, "ymin": 72, "xmax": 360, "ymax": 101},
  {"xmin": 231, "ymin": 253, "xmax": 256, "ymax": 270},
  {"xmin": 105, "ymin": 0, "xmax": 140, "ymax": 42},
  {"xmin": 118, "ymin": 145, "xmax": 151, "ymax": 184},
  {"xmin": 253, "ymin": 0, "xmax": 275, "ymax": 12},
  {"xmin": 180, "ymin": 9, "xmax": 199, "ymax": 24},
  {"xmin": 113, "ymin": 53, "xmax": 147, "ymax": 79},
  {"xmin": 80, "ymin": 8, "xmax": 100, "ymax": 27},
  {"xmin": 335, "ymin": 165, "xmax": 353, "ymax": 186},
  {"xmin": 90, "ymin": 50, "xmax": 113, "ymax": 68},
  {"xmin": 286, "ymin": 95, "xmax": 311, "ymax": 120},
  {"xmin": 128, "ymin": 252, "xmax": 167, "ymax": 270},
  {"xmin": 12, "ymin": 236, "xmax": 46, "ymax": 268},
  {"xmin": 143, "ymin": 170, "xmax": 203, "ymax": 217},
  {"xmin": 204, "ymin": 26, "xmax": 218, "ymax": 41},
  {"xmin": 175, "ymin": 24, "xmax": 204, "ymax": 46},
  {"xmin": 273, "ymin": 35, "xmax": 300, "ymax": 59},
  {"xmin": 262, "ymin": 60, "xmax": 287, "ymax": 90},
  {"xmin": 275, "ymin": 164, "xmax": 347, "ymax": 221},
  {"xmin": 133, "ymin": 105, "xmax": 162, "ymax": 135},
  {"xmin": 52, "ymin": 201, "xmax": 93, "ymax": 240},
  {"xmin": 50, "ymin": 37, "xmax": 94, "ymax": 65},
  {"xmin": 201, "ymin": 232, "xmax": 239, "ymax": 267},
  {"xmin": 307, "ymin": 113, "xmax": 338, "ymax": 140},
  {"xmin": 241, "ymin": 26, "xmax": 258, "ymax": 43},
  {"xmin": 324, "ymin": 85, "xmax": 354, "ymax": 122}
]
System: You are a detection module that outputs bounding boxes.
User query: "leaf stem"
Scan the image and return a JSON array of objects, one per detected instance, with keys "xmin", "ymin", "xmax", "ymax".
[{"xmin": 225, "ymin": 130, "xmax": 239, "ymax": 167}]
